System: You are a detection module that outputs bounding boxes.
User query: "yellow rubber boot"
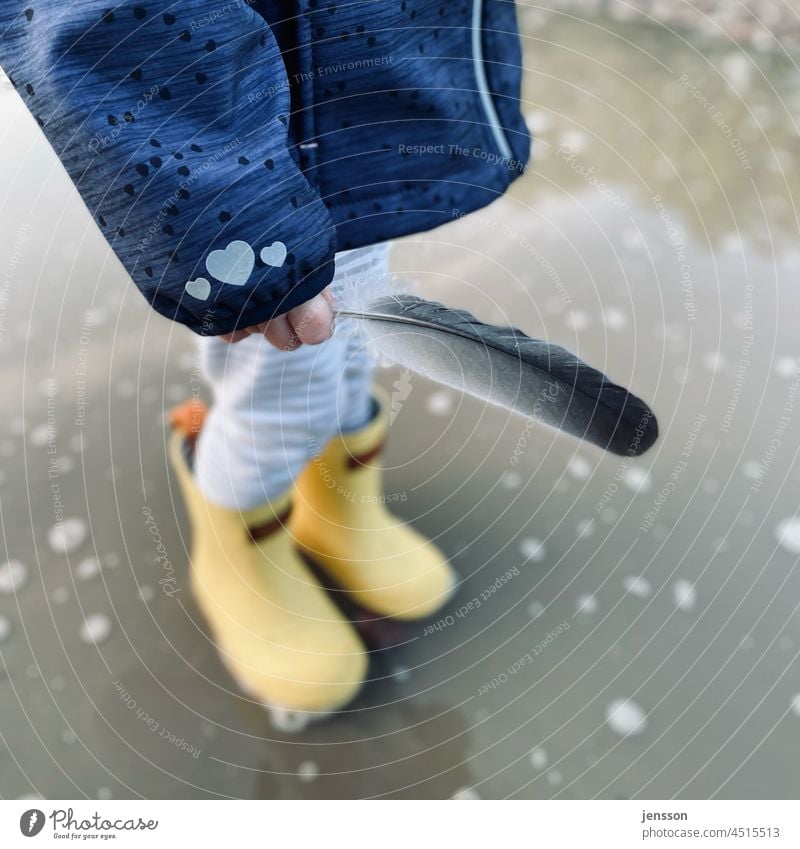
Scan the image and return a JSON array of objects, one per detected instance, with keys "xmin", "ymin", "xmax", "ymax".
[
  {"xmin": 168, "ymin": 400, "xmax": 367, "ymax": 718},
  {"xmin": 291, "ymin": 388, "xmax": 456, "ymax": 620}
]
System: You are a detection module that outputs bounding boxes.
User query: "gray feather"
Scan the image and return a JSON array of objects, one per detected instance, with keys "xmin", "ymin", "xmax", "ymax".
[{"xmin": 339, "ymin": 294, "xmax": 657, "ymax": 456}]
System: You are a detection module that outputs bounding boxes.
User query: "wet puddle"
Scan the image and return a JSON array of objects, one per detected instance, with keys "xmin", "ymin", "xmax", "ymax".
[{"xmin": 1, "ymin": 11, "xmax": 799, "ymax": 798}]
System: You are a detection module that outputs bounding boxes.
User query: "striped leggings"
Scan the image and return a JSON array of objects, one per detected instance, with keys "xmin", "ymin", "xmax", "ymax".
[{"xmin": 194, "ymin": 244, "xmax": 390, "ymax": 509}]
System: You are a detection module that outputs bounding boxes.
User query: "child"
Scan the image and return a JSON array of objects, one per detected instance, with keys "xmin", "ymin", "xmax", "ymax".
[{"xmin": 0, "ymin": 1, "xmax": 530, "ymax": 716}]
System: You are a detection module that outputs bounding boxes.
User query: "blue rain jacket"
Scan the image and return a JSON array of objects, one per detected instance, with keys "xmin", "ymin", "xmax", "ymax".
[{"xmin": 0, "ymin": 1, "xmax": 530, "ymax": 334}]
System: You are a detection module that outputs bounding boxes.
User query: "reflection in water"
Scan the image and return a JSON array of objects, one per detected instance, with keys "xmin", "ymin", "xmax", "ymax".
[{"xmin": 517, "ymin": 12, "xmax": 800, "ymax": 255}]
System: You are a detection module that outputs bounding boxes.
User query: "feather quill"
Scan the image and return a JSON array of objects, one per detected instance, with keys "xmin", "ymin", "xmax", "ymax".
[{"xmin": 338, "ymin": 294, "xmax": 657, "ymax": 456}]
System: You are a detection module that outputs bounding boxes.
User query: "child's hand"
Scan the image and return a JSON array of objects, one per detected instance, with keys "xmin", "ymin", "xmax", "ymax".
[{"xmin": 220, "ymin": 289, "xmax": 335, "ymax": 350}]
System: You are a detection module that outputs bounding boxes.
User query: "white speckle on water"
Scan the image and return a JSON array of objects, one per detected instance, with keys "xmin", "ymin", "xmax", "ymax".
[
  {"xmin": 560, "ymin": 130, "xmax": 587, "ymax": 152},
  {"xmin": 0, "ymin": 615, "xmax": 12, "ymax": 642},
  {"xmin": 55, "ymin": 455, "xmax": 74, "ymax": 474},
  {"xmin": 605, "ymin": 698, "xmax": 648, "ymax": 737},
  {"xmin": 673, "ymin": 367, "xmax": 689, "ymax": 385},
  {"xmin": 624, "ymin": 467, "xmax": 652, "ymax": 493},
  {"xmin": 602, "ymin": 307, "xmax": 628, "ymax": 331},
  {"xmin": 0, "ymin": 560, "xmax": 27, "ymax": 594},
  {"xmin": 529, "ymin": 747, "xmax": 548, "ymax": 770},
  {"xmin": 577, "ymin": 593, "xmax": 598, "ymax": 615},
  {"xmin": 392, "ymin": 665, "xmax": 411, "ymax": 683},
  {"xmin": 29, "ymin": 424, "xmax": 54, "ymax": 446},
  {"xmin": 702, "ymin": 351, "xmax": 727, "ymax": 372},
  {"xmin": 451, "ymin": 786, "xmax": 481, "ymax": 800},
  {"xmin": 79, "ymin": 613, "xmax": 113, "ymax": 645},
  {"xmin": 775, "ymin": 518, "xmax": 800, "ymax": 554},
  {"xmin": 75, "ymin": 557, "xmax": 101, "ymax": 581},
  {"xmin": 546, "ymin": 769, "xmax": 563, "ymax": 786},
  {"xmin": 577, "ymin": 518, "xmax": 594, "ymax": 538},
  {"xmin": 61, "ymin": 729, "xmax": 76, "ymax": 745},
  {"xmin": 47, "ymin": 518, "xmax": 88, "ymax": 554},
  {"xmin": 742, "ymin": 460, "xmax": 764, "ymax": 481},
  {"xmin": 502, "ymin": 471, "xmax": 522, "ymax": 489},
  {"xmin": 712, "ymin": 537, "xmax": 730, "ymax": 554},
  {"xmin": 721, "ymin": 52, "xmax": 753, "ymax": 90},
  {"xmin": 426, "ymin": 389, "xmax": 455, "ymax": 416},
  {"xmin": 568, "ymin": 455, "xmax": 592, "ymax": 481},
  {"xmin": 774, "ymin": 356, "xmax": 799, "ymax": 379},
  {"xmin": 526, "ymin": 110, "xmax": 553, "ymax": 135},
  {"xmin": 297, "ymin": 761, "xmax": 319, "ymax": 783},
  {"xmin": 566, "ymin": 310, "xmax": 591, "ymax": 332},
  {"xmin": 673, "ymin": 579, "xmax": 697, "ymax": 612},
  {"xmin": 528, "ymin": 600, "xmax": 544, "ymax": 619},
  {"xmin": 520, "ymin": 538, "xmax": 546, "ymax": 563},
  {"xmin": 721, "ymin": 232, "xmax": 744, "ymax": 253},
  {"xmin": 116, "ymin": 379, "xmax": 137, "ymax": 399},
  {"xmin": 138, "ymin": 584, "xmax": 155, "ymax": 603},
  {"xmin": 267, "ymin": 707, "xmax": 311, "ymax": 734},
  {"xmin": 791, "ymin": 694, "xmax": 800, "ymax": 717},
  {"xmin": 623, "ymin": 575, "xmax": 652, "ymax": 599},
  {"xmin": 51, "ymin": 586, "xmax": 69, "ymax": 605},
  {"xmin": 622, "ymin": 227, "xmax": 645, "ymax": 250},
  {"xmin": 652, "ymin": 524, "xmax": 669, "ymax": 542}
]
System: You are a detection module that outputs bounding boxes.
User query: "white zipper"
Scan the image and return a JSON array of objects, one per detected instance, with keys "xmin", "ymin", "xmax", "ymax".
[{"xmin": 471, "ymin": 0, "xmax": 514, "ymax": 162}]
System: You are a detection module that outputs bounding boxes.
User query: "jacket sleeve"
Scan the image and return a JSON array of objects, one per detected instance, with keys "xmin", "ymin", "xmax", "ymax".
[{"xmin": 0, "ymin": 1, "xmax": 337, "ymax": 335}]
